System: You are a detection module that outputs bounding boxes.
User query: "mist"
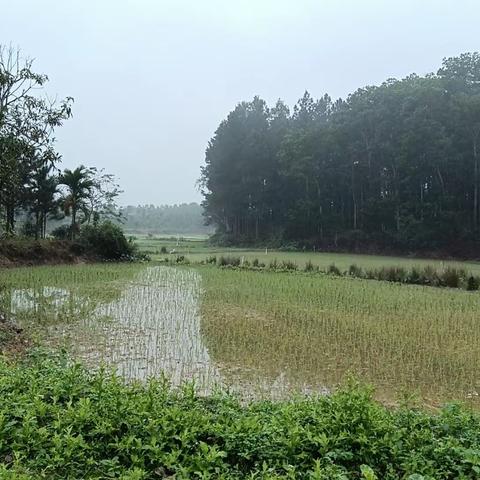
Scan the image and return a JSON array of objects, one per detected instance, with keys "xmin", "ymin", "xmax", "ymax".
[{"xmin": 3, "ymin": 0, "xmax": 479, "ymax": 205}]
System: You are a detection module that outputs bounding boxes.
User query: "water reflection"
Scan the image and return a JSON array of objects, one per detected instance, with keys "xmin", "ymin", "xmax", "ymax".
[{"xmin": 5, "ymin": 266, "xmax": 326, "ymax": 399}]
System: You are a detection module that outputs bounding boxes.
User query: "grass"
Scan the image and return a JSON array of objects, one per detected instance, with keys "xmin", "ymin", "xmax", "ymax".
[
  {"xmin": 0, "ymin": 263, "xmax": 144, "ymax": 330},
  {"xmin": 199, "ymin": 266, "xmax": 480, "ymax": 407},
  {"xmin": 3, "ymin": 260, "xmax": 480, "ymax": 406},
  {"xmin": 135, "ymin": 236, "xmax": 480, "ymax": 276},
  {"xmin": 3, "ymin": 257, "xmax": 480, "ymax": 476},
  {"xmin": 2, "ymin": 351, "xmax": 480, "ymax": 479}
]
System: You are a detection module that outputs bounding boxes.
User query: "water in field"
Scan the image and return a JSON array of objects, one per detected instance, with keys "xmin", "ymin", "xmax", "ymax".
[{"xmin": 5, "ymin": 266, "xmax": 319, "ymax": 399}]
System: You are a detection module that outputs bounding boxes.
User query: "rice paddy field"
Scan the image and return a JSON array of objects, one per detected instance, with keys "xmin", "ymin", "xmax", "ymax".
[
  {"xmin": 2, "ymin": 252, "xmax": 480, "ymax": 408},
  {"xmin": 135, "ymin": 234, "xmax": 480, "ymax": 275}
]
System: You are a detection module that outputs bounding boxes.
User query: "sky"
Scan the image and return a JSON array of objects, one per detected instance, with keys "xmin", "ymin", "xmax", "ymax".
[{"xmin": 2, "ymin": 0, "xmax": 479, "ymax": 206}]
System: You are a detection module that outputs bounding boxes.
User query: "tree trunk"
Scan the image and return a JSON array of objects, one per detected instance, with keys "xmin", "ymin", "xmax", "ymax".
[{"xmin": 474, "ymin": 137, "xmax": 478, "ymax": 232}]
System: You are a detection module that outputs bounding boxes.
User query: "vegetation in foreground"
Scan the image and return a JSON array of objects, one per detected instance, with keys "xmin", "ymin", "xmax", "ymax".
[{"xmin": 2, "ymin": 351, "xmax": 480, "ymax": 480}]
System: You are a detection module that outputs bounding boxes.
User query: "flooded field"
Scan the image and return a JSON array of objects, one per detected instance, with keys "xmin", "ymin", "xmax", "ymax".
[
  {"xmin": 2, "ymin": 262, "xmax": 480, "ymax": 405},
  {"xmin": 2, "ymin": 265, "xmax": 319, "ymax": 399}
]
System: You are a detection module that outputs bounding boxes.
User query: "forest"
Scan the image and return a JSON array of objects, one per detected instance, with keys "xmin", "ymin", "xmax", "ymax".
[
  {"xmin": 200, "ymin": 52, "xmax": 480, "ymax": 254},
  {"xmin": 120, "ymin": 203, "xmax": 212, "ymax": 235}
]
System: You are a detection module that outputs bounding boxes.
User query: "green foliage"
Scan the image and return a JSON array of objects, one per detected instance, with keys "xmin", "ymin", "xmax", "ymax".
[
  {"xmin": 200, "ymin": 53, "xmax": 480, "ymax": 254},
  {"xmin": 348, "ymin": 264, "xmax": 363, "ymax": 277},
  {"xmin": 327, "ymin": 264, "xmax": 341, "ymax": 276},
  {"xmin": 218, "ymin": 255, "xmax": 241, "ymax": 267},
  {"xmin": 50, "ymin": 224, "xmax": 71, "ymax": 240},
  {"xmin": 304, "ymin": 260, "xmax": 317, "ymax": 272},
  {"xmin": 2, "ymin": 353, "xmax": 480, "ymax": 479},
  {"xmin": 77, "ymin": 222, "xmax": 136, "ymax": 260},
  {"xmin": 204, "ymin": 253, "xmax": 480, "ymax": 292},
  {"xmin": 0, "ymin": 45, "xmax": 73, "ymax": 237},
  {"xmin": 205, "ymin": 255, "xmax": 217, "ymax": 264},
  {"xmin": 279, "ymin": 260, "xmax": 298, "ymax": 271},
  {"xmin": 467, "ymin": 275, "xmax": 480, "ymax": 291}
]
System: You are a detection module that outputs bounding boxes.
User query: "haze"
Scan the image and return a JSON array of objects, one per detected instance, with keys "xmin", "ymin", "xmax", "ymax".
[{"xmin": 3, "ymin": 0, "xmax": 479, "ymax": 205}]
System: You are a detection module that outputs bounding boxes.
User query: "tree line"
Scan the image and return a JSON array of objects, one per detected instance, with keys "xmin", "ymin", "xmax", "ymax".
[
  {"xmin": 200, "ymin": 52, "xmax": 480, "ymax": 253},
  {"xmin": 0, "ymin": 45, "xmax": 120, "ymax": 240},
  {"xmin": 120, "ymin": 203, "xmax": 212, "ymax": 235}
]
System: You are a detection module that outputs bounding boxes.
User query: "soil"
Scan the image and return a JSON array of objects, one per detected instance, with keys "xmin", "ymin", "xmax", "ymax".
[{"xmin": 0, "ymin": 239, "xmax": 96, "ymax": 268}]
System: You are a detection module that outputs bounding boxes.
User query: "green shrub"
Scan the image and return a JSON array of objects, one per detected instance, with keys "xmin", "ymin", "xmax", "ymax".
[
  {"xmin": 160, "ymin": 246, "xmax": 167, "ymax": 254},
  {"xmin": 51, "ymin": 224, "xmax": 72, "ymax": 240},
  {"xmin": 280, "ymin": 260, "xmax": 298, "ymax": 271},
  {"xmin": 466, "ymin": 275, "xmax": 480, "ymax": 291},
  {"xmin": 218, "ymin": 255, "xmax": 241, "ymax": 267},
  {"xmin": 304, "ymin": 260, "xmax": 316, "ymax": 272},
  {"xmin": 420, "ymin": 265, "xmax": 439, "ymax": 286},
  {"xmin": 78, "ymin": 221, "xmax": 135, "ymax": 260},
  {"xmin": 348, "ymin": 264, "xmax": 363, "ymax": 277},
  {"xmin": 439, "ymin": 267, "xmax": 466, "ymax": 288},
  {"xmin": 2, "ymin": 353, "xmax": 480, "ymax": 479},
  {"xmin": 327, "ymin": 263, "xmax": 342, "ymax": 276},
  {"xmin": 268, "ymin": 258, "xmax": 278, "ymax": 270},
  {"xmin": 205, "ymin": 255, "xmax": 217, "ymax": 264},
  {"xmin": 407, "ymin": 266, "xmax": 421, "ymax": 284}
]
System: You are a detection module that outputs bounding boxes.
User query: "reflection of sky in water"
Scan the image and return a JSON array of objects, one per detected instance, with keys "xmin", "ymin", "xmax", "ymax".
[
  {"xmin": 7, "ymin": 267, "xmax": 327, "ymax": 400},
  {"xmin": 11, "ymin": 286, "xmax": 71, "ymax": 313}
]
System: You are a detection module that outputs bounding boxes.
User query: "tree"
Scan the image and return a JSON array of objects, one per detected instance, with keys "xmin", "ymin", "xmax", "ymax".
[
  {"xmin": 0, "ymin": 44, "xmax": 72, "ymax": 235},
  {"xmin": 200, "ymin": 51, "xmax": 480, "ymax": 253},
  {"xmin": 83, "ymin": 168, "xmax": 122, "ymax": 226},
  {"xmin": 27, "ymin": 163, "xmax": 59, "ymax": 239},
  {"xmin": 59, "ymin": 166, "xmax": 95, "ymax": 239}
]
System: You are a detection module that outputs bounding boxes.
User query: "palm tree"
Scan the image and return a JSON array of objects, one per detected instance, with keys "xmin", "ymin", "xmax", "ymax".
[
  {"xmin": 59, "ymin": 166, "xmax": 95, "ymax": 239},
  {"xmin": 29, "ymin": 164, "xmax": 59, "ymax": 239}
]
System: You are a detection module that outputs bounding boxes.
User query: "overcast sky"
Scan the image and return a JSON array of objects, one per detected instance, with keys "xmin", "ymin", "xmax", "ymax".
[{"xmin": 3, "ymin": 0, "xmax": 479, "ymax": 206}]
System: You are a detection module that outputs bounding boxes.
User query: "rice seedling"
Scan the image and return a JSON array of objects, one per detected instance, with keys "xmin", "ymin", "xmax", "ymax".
[
  {"xmin": 199, "ymin": 266, "xmax": 480, "ymax": 406},
  {"xmin": 3, "ymin": 261, "xmax": 480, "ymax": 406}
]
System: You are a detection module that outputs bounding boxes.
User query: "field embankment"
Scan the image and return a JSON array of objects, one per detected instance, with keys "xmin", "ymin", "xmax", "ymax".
[{"xmin": 0, "ymin": 239, "xmax": 90, "ymax": 268}]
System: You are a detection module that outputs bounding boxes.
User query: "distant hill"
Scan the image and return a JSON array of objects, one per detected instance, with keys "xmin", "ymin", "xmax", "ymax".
[{"xmin": 120, "ymin": 203, "xmax": 212, "ymax": 235}]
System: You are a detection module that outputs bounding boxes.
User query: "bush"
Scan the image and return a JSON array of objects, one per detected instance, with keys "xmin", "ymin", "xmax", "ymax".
[
  {"xmin": 406, "ymin": 266, "xmax": 422, "ymax": 284},
  {"xmin": 327, "ymin": 263, "xmax": 342, "ymax": 276},
  {"xmin": 218, "ymin": 255, "xmax": 241, "ymax": 267},
  {"xmin": 280, "ymin": 260, "xmax": 298, "ymax": 271},
  {"xmin": 175, "ymin": 255, "xmax": 189, "ymax": 264},
  {"xmin": 304, "ymin": 260, "xmax": 316, "ymax": 272},
  {"xmin": 3, "ymin": 353, "xmax": 480, "ymax": 479},
  {"xmin": 348, "ymin": 264, "xmax": 363, "ymax": 277},
  {"xmin": 160, "ymin": 246, "xmax": 167, "ymax": 254},
  {"xmin": 439, "ymin": 267, "xmax": 467, "ymax": 288},
  {"xmin": 420, "ymin": 265, "xmax": 439, "ymax": 286},
  {"xmin": 467, "ymin": 275, "xmax": 480, "ymax": 291},
  {"xmin": 205, "ymin": 255, "xmax": 217, "ymax": 265},
  {"xmin": 51, "ymin": 224, "xmax": 72, "ymax": 240},
  {"xmin": 78, "ymin": 222, "xmax": 135, "ymax": 260},
  {"xmin": 268, "ymin": 258, "xmax": 278, "ymax": 270}
]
